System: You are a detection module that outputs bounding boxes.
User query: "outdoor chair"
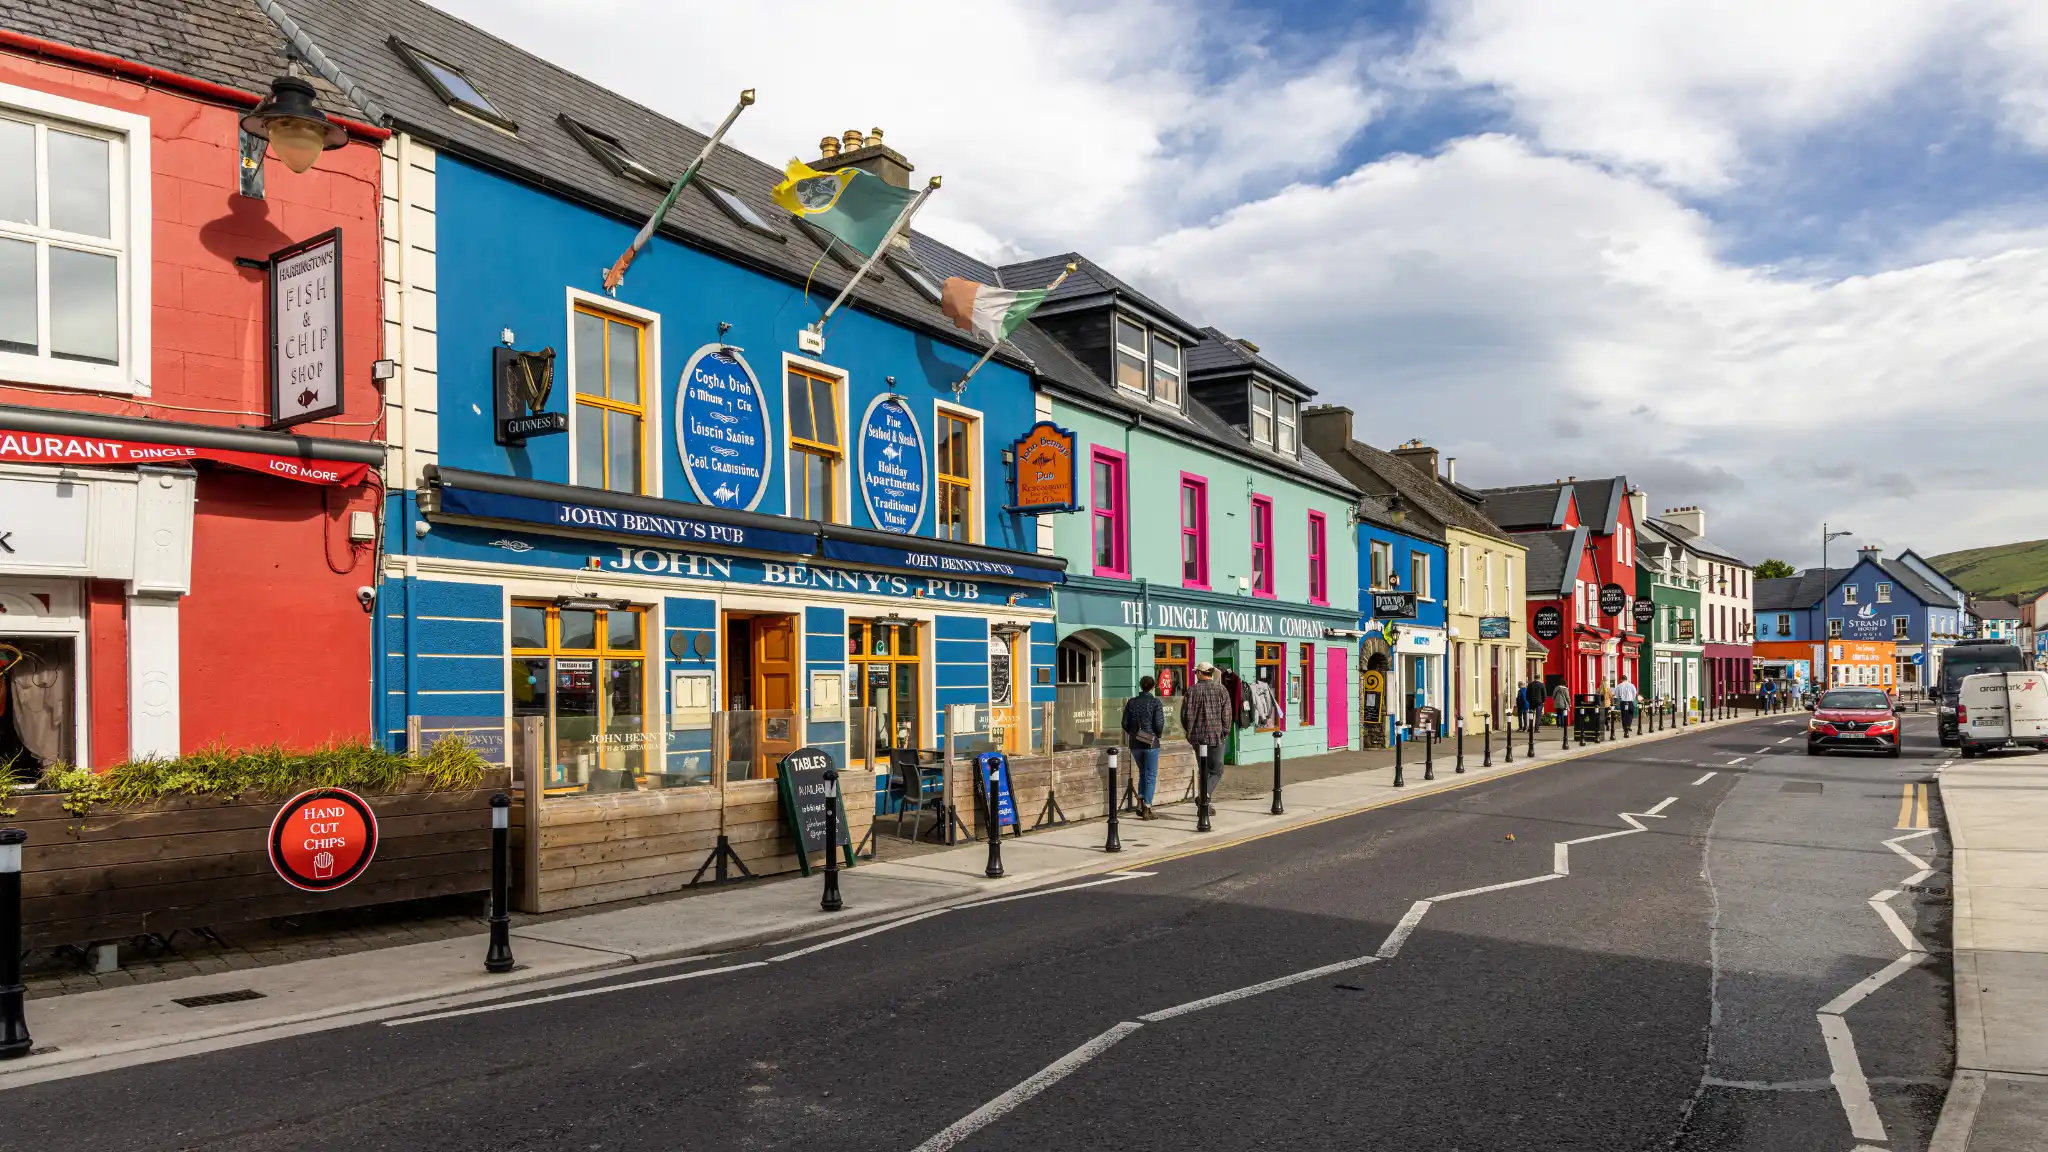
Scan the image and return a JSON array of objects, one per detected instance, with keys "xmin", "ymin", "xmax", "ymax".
[{"xmin": 890, "ymin": 748, "xmax": 946, "ymax": 841}]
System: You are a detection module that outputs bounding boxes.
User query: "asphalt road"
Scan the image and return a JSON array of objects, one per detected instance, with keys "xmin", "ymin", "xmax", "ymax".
[{"xmin": 0, "ymin": 712, "xmax": 1955, "ymax": 1151}]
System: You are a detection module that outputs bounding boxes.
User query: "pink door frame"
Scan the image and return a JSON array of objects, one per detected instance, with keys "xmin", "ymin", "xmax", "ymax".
[{"xmin": 1326, "ymin": 648, "xmax": 1349, "ymax": 749}]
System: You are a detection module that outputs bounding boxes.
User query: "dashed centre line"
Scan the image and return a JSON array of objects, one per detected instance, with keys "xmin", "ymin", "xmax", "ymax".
[{"xmin": 1692, "ymin": 772, "xmax": 1717, "ymax": 786}]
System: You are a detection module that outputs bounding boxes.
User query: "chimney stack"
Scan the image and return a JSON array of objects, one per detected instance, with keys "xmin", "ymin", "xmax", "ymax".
[
  {"xmin": 1660, "ymin": 505, "xmax": 1705, "ymax": 537},
  {"xmin": 1445, "ymin": 457, "xmax": 1457, "ymax": 483},
  {"xmin": 1391, "ymin": 441, "xmax": 1439, "ymax": 481},
  {"xmin": 811, "ymin": 125, "xmax": 915, "ymax": 188},
  {"xmin": 1628, "ymin": 486, "xmax": 1647, "ymax": 527},
  {"xmin": 1299, "ymin": 404, "xmax": 1352, "ymax": 454}
]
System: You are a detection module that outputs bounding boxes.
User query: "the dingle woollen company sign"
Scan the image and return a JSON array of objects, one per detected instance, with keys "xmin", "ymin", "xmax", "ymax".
[{"xmin": 1010, "ymin": 421, "xmax": 1077, "ymax": 513}]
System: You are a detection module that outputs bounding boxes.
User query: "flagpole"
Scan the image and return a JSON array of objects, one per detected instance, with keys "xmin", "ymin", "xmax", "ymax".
[
  {"xmin": 810, "ymin": 175, "xmax": 941, "ymax": 337},
  {"xmin": 603, "ymin": 88, "xmax": 756, "ymax": 294},
  {"xmin": 950, "ymin": 262, "xmax": 1077, "ymax": 397}
]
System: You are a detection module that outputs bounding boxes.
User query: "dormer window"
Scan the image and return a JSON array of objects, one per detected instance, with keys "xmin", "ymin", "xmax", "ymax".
[
  {"xmin": 1250, "ymin": 384, "xmax": 1274, "ymax": 446},
  {"xmin": 1276, "ymin": 394, "xmax": 1297, "ymax": 454},
  {"xmin": 392, "ymin": 40, "xmax": 515, "ymax": 132},
  {"xmin": 1151, "ymin": 337, "xmax": 1180, "ymax": 406},
  {"xmin": 1114, "ymin": 316, "xmax": 1147, "ymax": 394}
]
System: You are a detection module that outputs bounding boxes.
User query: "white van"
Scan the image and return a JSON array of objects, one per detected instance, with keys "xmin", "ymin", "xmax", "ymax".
[{"xmin": 1957, "ymin": 670, "xmax": 2048, "ymax": 755}]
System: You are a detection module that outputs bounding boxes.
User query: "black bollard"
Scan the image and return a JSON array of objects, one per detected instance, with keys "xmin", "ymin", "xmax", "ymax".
[
  {"xmin": 1196, "ymin": 744, "xmax": 1213, "ymax": 833},
  {"xmin": 1270, "ymin": 730, "xmax": 1285, "ymax": 815},
  {"xmin": 1504, "ymin": 713, "xmax": 1513, "ymax": 763},
  {"xmin": 1393, "ymin": 729, "xmax": 1405, "ymax": 788},
  {"xmin": 0, "ymin": 828, "xmax": 28, "ymax": 1059},
  {"xmin": 1527, "ymin": 715, "xmax": 1536, "ymax": 758},
  {"xmin": 1483, "ymin": 717, "xmax": 1493, "ymax": 767},
  {"xmin": 1455, "ymin": 722, "xmax": 1465, "ymax": 773},
  {"xmin": 1607, "ymin": 709, "xmax": 1616, "ymax": 742},
  {"xmin": 486, "ymin": 793, "xmax": 515, "ymax": 973},
  {"xmin": 1105, "ymin": 747, "xmax": 1122, "ymax": 853},
  {"xmin": 823, "ymin": 770, "xmax": 848, "ymax": 907},
  {"xmin": 982, "ymin": 764, "xmax": 1005, "ymax": 879},
  {"xmin": 1424, "ymin": 727, "xmax": 1436, "ymax": 781},
  {"xmin": 1563, "ymin": 708, "xmax": 1572, "ymax": 750}
]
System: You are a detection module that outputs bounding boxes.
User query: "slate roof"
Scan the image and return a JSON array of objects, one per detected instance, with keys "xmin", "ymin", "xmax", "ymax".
[
  {"xmin": 1754, "ymin": 574, "xmax": 1827, "ymax": 613},
  {"xmin": 905, "ymin": 234, "xmax": 1357, "ymax": 498},
  {"xmin": 1185, "ymin": 328, "xmax": 1314, "ymax": 397},
  {"xmin": 999, "ymin": 253, "xmax": 1205, "ymax": 345},
  {"xmin": 1, "ymin": 0, "xmax": 364, "ymax": 117},
  {"xmin": 1523, "ymin": 527, "xmax": 1589, "ymax": 598},
  {"xmin": 1572, "ymin": 477, "xmax": 1627, "ymax": 535},
  {"xmin": 240, "ymin": 0, "xmax": 1035, "ymax": 368},
  {"xmin": 1876, "ymin": 558, "xmax": 1948, "ymax": 607},
  {"xmin": 1354, "ymin": 492, "xmax": 1446, "ymax": 544},
  {"xmin": 1478, "ymin": 483, "xmax": 1573, "ymax": 532},
  {"xmin": 1970, "ymin": 597, "xmax": 2022, "ymax": 621},
  {"xmin": 1644, "ymin": 517, "xmax": 1748, "ymax": 566},
  {"xmin": 1330, "ymin": 439, "xmax": 1515, "ymax": 546}
]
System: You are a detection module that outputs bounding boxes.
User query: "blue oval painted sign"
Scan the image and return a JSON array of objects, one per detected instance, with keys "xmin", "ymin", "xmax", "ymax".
[
  {"xmin": 676, "ymin": 346, "xmax": 771, "ymax": 511},
  {"xmin": 858, "ymin": 394, "xmax": 927, "ymax": 534}
]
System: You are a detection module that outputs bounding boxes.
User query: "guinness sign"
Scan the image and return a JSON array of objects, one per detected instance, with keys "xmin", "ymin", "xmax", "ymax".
[{"xmin": 494, "ymin": 346, "xmax": 567, "ymax": 446}]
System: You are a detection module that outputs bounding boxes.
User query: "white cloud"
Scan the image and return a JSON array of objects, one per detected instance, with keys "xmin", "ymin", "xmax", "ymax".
[
  {"xmin": 1418, "ymin": 0, "xmax": 1953, "ymax": 190},
  {"xmin": 427, "ymin": 0, "xmax": 1381, "ymax": 260}
]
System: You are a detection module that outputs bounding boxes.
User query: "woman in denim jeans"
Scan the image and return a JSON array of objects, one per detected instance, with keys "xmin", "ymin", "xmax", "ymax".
[{"xmin": 1120, "ymin": 675, "xmax": 1166, "ymax": 819}]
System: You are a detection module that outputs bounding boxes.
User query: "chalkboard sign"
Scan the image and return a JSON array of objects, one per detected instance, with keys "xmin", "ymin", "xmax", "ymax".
[
  {"xmin": 776, "ymin": 745, "xmax": 854, "ymax": 877},
  {"xmin": 975, "ymin": 752, "xmax": 1019, "ymax": 831}
]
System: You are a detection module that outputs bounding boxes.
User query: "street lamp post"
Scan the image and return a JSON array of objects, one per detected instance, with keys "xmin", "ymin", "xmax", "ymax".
[{"xmin": 1822, "ymin": 524, "xmax": 1854, "ymax": 691}]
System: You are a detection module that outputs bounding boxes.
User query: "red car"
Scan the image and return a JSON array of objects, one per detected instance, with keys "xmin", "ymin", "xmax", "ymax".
[{"xmin": 1808, "ymin": 688, "xmax": 1902, "ymax": 756}]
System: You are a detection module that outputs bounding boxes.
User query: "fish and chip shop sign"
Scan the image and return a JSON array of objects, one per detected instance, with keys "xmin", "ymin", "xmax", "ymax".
[
  {"xmin": 858, "ymin": 395, "xmax": 927, "ymax": 534},
  {"xmin": 1060, "ymin": 588, "xmax": 1342, "ymax": 639},
  {"xmin": 267, "ymin": 229, "xmax": 344, "ymax": 429},
  {"xmin": 676, "ymin": 345, "xmax": 771, "ymax": 511}
]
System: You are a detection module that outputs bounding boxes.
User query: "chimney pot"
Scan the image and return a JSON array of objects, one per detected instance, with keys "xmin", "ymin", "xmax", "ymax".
[
  {"xmin": 1446, "ymin": 457, "xmax": 1457, "ymax": 483},
  {"xmin": 842, "ymin": 128, "xmax": 865, "ymax": 153},
  {"xmin": 866, "ymin": 126, "xmax": 884, "ymax": 148},
  {"xmin": 818, "ymin": 135, "xmax": 840, "ymax": 159}
]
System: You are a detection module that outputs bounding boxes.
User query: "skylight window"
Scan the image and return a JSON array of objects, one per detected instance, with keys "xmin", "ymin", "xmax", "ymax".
[
  {"xmin": 391, "ymin": 39, "xmax": 515, "ymax": 132},
  {"xmin": 559, "ymin": 116, "xmax": 668, "ymax": 190},
  {"xmin": 699, "ymin": 181, "xmax": 782, "ymax": 240},
  {"xmin": 887, "ymin": 254, "xmax": 943, "ymax": 302}
]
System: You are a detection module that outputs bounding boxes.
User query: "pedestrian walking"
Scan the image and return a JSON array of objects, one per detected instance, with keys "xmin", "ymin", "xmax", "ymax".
[
  {"xmin": 1515, "ymin": 682, "xmax": 1533, "ymax": 732},
  {"xmin": 1549, "ymin": 681, "xmax": 1570, "ymax": 728},
  {"xmin": 1120, "ymin": 676, "xmax": 1166, "ymax": 819},
  {"xmin": 1180, "ymin": 662, "xmax": 1232, "ymax": 800},
  {"xmin": 1615, "ymin": 674, "xmax": 1639, "ymax": 735}
]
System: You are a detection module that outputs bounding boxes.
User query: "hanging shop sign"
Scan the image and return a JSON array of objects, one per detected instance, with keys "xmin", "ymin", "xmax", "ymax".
[
  {"xmin": 1599, "ymin": 583, "xmax": 1628, "ymax": 617},
  {"xmin": 1632, "ymin": 598, "xmax": 1656, "ymax": 626},
  {"xmin": 1058, "ymin": 585, "xmax": 1350, "ymax": 639},
  {"xmin": 268, "ymin": 787, "xmax": 378, "ymax": 892},
  {"xmin": 1008, "ymin": 421, "xmax": 1078, "ymax": 513},
  {"xmin": 1533, "ymin": 605, "xmax": 1563, "ymax": 640},
  {"xmin": 1675, "ymin": 618, "xmax": 1697, "ymax": 642},
  {"xmin": 857, "ymin": 394, "xmax": 928, "ymax": 534},
  {"xmin": 266, "ymin": 229, "xmax": 344, "ymax": 430},
  {"xmin": 0, "ymin": 429, "xmax": 370, "ymax": 487},
  {"xmin": 493, "ymin": 346, "xmax": 566, "ymax": 445},
  {"xmin": 1371, "ymin": 591, "xmax": 1418, "ymax": 619},
  {"xmin": 1478, "ymin": 616, "xmax": 1511, "ymax": 639},
  {"xmin": 676, "ymin": 345, "xmax": 772, "ymax": 511},
  {"xmin": 775, "ymin": 745, "xmax": 853, "ymax": 877}
]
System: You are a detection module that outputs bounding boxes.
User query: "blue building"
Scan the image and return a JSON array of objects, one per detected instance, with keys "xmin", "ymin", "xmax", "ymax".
[
  {"xmin": 1753, "ymin": 547, "xmax": 1963, "ymax": 691},
  {"xmin": 284, "ymin": 0, "xmax": 1065, "ymax": 899}
]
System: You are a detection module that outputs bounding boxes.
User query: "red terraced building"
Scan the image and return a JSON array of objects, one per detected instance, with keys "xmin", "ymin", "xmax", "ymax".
[
  {"xmin": 0, "ymin": 3, "xmax": 387, "ymax": 772},
  {"xmin": 1477, "ymin": 477, "xmax": 1649, "ymax": 701}
]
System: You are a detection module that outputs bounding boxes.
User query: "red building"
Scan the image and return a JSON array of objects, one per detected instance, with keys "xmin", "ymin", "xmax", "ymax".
[
  {"xmin": 0, "ymin": 7, "xmax": 386, "ymax": 773},
  {"xmin": 1478, "ymin": 477, "xmax": 1647, "ymax": 701}
]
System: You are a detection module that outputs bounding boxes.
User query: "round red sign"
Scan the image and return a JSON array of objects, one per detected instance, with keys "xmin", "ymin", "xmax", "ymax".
[{"xmin": 268, "ymin": 787, "xmax": 378, "ymax": 892}]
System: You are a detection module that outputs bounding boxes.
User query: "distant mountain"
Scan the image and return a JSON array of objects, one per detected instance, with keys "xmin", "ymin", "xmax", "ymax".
[{"xmin": 1928, "ymin": 539, "xmax": 2048, "ymax": 602}]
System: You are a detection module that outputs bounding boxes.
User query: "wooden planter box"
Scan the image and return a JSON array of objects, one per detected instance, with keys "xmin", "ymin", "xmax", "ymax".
[
  {"xmin": 12, "ymin": 771, "xmax": 509, "ymax": 950},
  {"xmin": 513, "ymin": 771, "xmax": 877, "ymax": 913}
]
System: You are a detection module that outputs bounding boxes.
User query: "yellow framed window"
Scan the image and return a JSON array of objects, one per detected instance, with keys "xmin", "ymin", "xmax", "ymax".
[
  {"xmin": 786, "ymin": 365, "xmax": 841, "ymax": 521},
  {"xmin": 936, "ymin": 410, "xmax": 975, "ymax": 542},
  {"xmin": 510, "ymin": 600, "xmax": 649, "ymax": 795},
  {"xmin": 1255, "ymin": 641, "xmax": 1284, "ymax": 730},
  {"xmin": 572, "ymin": 306, "xmax": 646, "ymax": 493}
]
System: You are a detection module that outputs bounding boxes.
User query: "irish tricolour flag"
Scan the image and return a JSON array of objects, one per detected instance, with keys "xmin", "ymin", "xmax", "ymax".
[{"xmin": 940, "ymin": 278, "xmax": 1050, "ymax": 344}]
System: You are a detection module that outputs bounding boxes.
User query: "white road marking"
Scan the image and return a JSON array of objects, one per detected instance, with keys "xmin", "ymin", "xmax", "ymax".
[
  {"xmin": 1820, "ymin": 1013, "xmax": 1890, "ymax": 1142},
  {"xmin": 1691, "ymin": 772, "xmax": 1717, "ymax": 786},
  {"xmin": 1427, "ymin": 873, "xmax": 1564, "ymax": 902},
  {"xmin": 910, "ymin": 1021, "xmax": 1145, "ymax": 1152},
  {"xmin": 1554, "ymin": 842, "xmax": 1570, "ymax": 874},
  {"xmin": 1885, "ymin": 828, "xmax": 1936, "ymax": 872},
  {"xmin": 957, "ymin": 871, "xmax": 1156, "ymax": 909},
  {"xmin": 388, "ymin": 961, "xmax": 769, "ymax": 1026},
  {"xmin": 1778, "ymin": 737, "xmax": 1793, "ymax": 744},
  {"xmin": 1378, "ymin": 901, "xmax": 1433, "ymax": 958},
  {"xmin": 1138, "ymin": 955, "xmax": 1381, "ymax": 1022},
  {"xmin": 1869, "ymin": 895, "xmax": 1928, "ymax": 954},
  {"xmin": 1726, "ymin": 757, "xmax": 1749, "ymax": 766},
  {"xmin": 1644, "ymin": 796, "xmax": 1678, "ymax": 816},
  {"xmin": 768, "ymin": 909, "xmax": 952, "ymax": 961}
]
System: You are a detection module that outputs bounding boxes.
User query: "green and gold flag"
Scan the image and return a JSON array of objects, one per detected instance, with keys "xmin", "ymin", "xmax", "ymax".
[{"xmin": 771, "ymin": 158, "xmax": 918, "ymax": 257}]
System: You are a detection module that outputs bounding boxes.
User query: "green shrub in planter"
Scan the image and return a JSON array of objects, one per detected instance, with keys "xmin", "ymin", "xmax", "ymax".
[{"xmin": 36, "ymin": 738, "xmax": 489, "ymax": 816}]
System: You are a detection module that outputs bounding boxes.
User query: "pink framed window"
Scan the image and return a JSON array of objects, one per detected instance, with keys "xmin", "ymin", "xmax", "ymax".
[
  {"xmin": 1307, "ymin": 511, "xmax": 1328, "ymax": 605},
  {"xmin": 1250, "ymin": 494, "xmax": 1275, "ymax": 598},
  {"xmin": 1179, "ymin": 473, "xmax": 1209, "ymax": 589},
  {"xmin": 1090, "ymin": 446, "xmax": 1128, "ymax": 578}
]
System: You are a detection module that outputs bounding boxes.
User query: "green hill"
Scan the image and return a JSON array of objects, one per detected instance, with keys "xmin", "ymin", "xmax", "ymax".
[{"xmin": 1928, "ymin": 539, "xmax": 2048, "ymax": 601}]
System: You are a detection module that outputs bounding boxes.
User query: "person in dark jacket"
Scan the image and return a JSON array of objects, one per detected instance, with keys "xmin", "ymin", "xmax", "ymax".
[
  {"xmin": 1181, "ymin": 663, "xmax": 1232, "ymax": 800},
  {"xmin": 1120, "ymin": 676, "xmax": 1166, "ymax": 819}
]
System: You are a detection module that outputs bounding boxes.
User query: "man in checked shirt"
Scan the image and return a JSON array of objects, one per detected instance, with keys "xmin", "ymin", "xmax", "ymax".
[{"xmin": 1180, "ymin": 662, "xmax": 1232, "ymax": 806}]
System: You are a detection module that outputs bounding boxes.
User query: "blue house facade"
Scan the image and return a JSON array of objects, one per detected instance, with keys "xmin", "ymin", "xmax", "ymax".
[
  {"xmin": 288, "ymin": 1, "xmax": 1063, "ymax": 844},
  {"xmin": 1755, "ymin": 549, "xmax": 1961, "ymax": 691},
  {"xmin": 1356, "ymin": 513, "xmax": 1448, "ymax": 738}
]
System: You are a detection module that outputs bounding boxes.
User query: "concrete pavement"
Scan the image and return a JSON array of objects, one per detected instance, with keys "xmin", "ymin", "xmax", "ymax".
[
  {"xmin": 0, "ymin": 709, "xmax": 1764, "ymax": 1088},
  {"xmin": 1932, "ymin": 749, "xmax": 2048, "ymax": 1151}
]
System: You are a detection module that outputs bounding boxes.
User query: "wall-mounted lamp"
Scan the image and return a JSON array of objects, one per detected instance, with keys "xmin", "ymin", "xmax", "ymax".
[
  {"xmin": 554, "ymin": 595, "xmax": 633, "ymax": 611},
  {"xmin": 240, "ymin": 75, "xmax": 347, "ymax": 175}
]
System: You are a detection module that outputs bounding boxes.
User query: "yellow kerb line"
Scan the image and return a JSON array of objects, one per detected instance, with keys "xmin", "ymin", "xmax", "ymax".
[{"xmin": 1896, "ymin": 782, "xmax": 1928, "ymax": 830}]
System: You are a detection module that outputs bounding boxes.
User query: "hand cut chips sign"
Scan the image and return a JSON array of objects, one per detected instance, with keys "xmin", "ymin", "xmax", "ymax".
[{"xmin": 268, "ymin": 787, "xmax": 378, "ymax": 892}]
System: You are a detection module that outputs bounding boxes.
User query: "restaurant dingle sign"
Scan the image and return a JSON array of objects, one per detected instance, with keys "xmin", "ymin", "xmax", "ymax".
[
  {"xmin": 1060, "ymin": 588, "xmax": 1341, "ymax": 639},
  {"xmin": 857, "ymin": 395, "xmax": 928, "ymax": 534},
  {"xmin": 1009, "ymin": 421, "xmax": 1078, "ymax": 513}
]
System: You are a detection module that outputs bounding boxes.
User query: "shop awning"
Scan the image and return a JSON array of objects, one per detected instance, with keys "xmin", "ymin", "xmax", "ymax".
[
  {"xmin": 0, "ymin": 403, "xmax": 383, "ymax": 486},
  {"xmin": 423, "ymin": 466, "xmax": 1068, "ymax": 585}
]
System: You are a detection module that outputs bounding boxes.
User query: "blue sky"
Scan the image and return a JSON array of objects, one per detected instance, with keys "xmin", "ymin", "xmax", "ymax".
[{"xmin": 437, "ymin": 0, "xmax": 2048, "ymax": 567}]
